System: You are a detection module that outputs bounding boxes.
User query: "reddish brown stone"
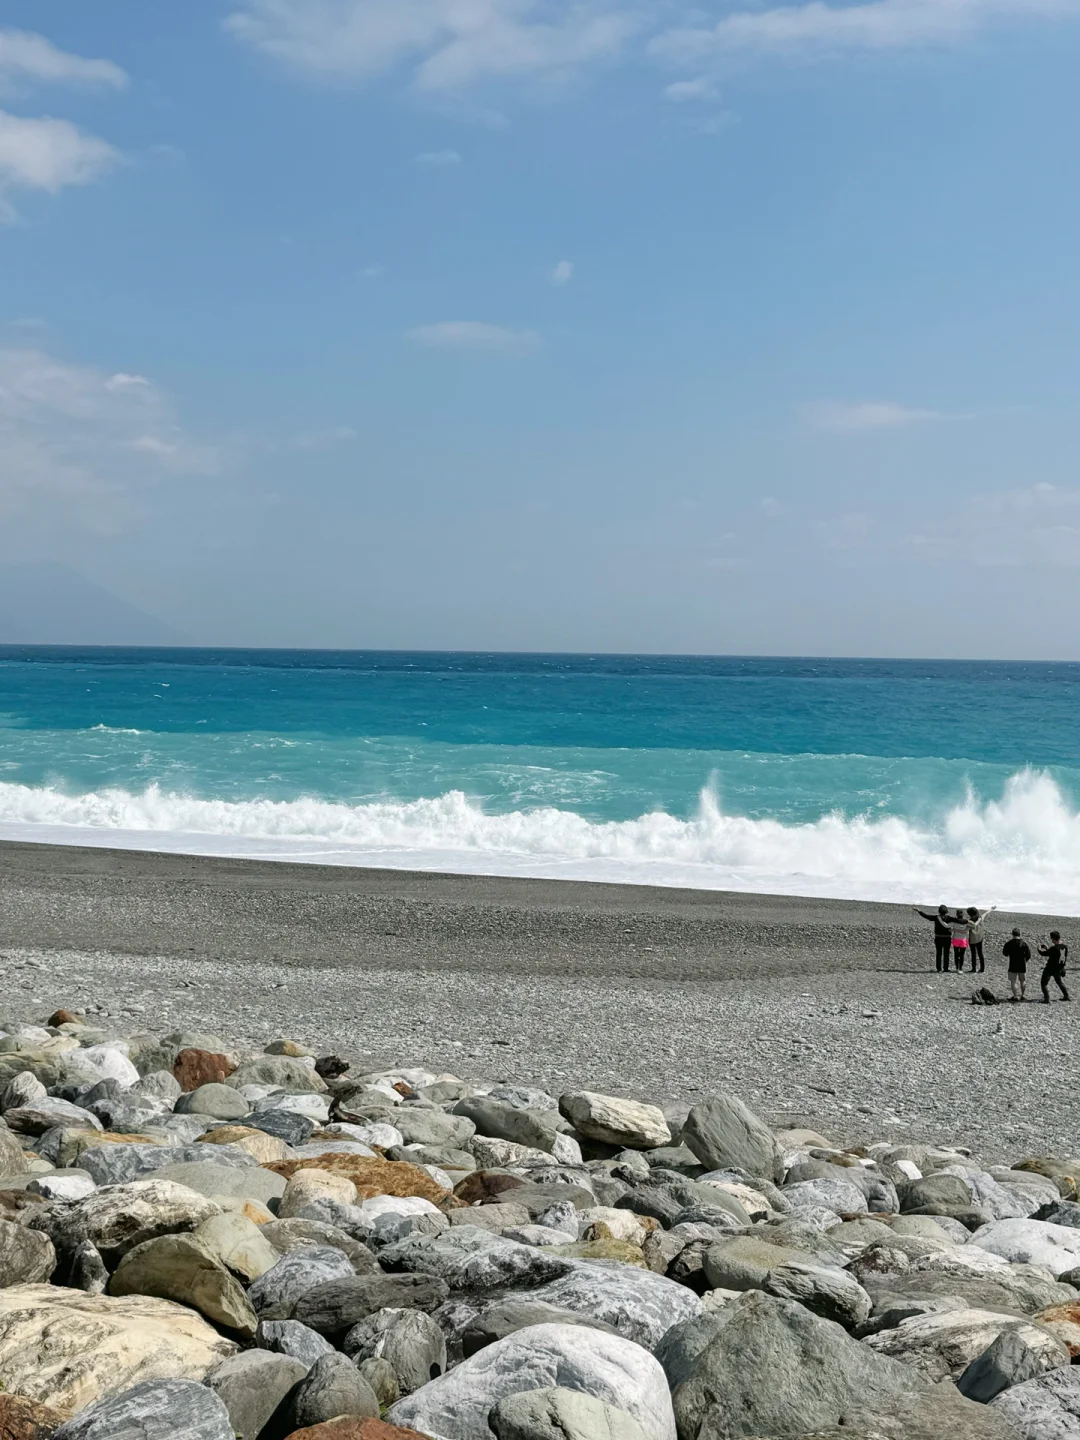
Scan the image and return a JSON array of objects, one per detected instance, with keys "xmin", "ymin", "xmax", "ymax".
[
  {"xmin": 453, "ymin": 1169, "xmax": 527, "ymax": 1205},
  {"xmin": 266, "ymin": 1152, "xmax": 451, "ymax": 1205},
  {"xmin": 285, "ymin": 1419, "xmax": 430, "ymax": 1440},
  {"xmin": 391, "ymin": 1081, "xmax": 415, "ymax": 1098},
  {"xmin": 46, "ymin": 1010, "xmax": 81, "ymax": 1028},
  {"xmin": 0, "ymin": 1392, "xmax": 69, "ymax": 1440},
  {"xmin": 172, "ymin": 1047, "xmax": 235, "ymax": 1092}
]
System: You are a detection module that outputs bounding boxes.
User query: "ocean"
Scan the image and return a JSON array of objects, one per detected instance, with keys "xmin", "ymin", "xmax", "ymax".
[{"xmin": 1, "ymin": 647, "xmax": 1079, "ymax": 913}]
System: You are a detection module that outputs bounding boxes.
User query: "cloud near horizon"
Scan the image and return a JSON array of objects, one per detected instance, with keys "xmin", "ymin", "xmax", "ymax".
[{"xmin": 801, "ymin": 399, "xmax": 948, "ymax": 432}]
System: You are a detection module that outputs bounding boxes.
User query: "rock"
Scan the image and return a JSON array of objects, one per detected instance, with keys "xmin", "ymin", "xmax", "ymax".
[
  {"xmin": 489, "ymin": 1388, "xmax": 650, "ymax": 1440},
  {"xmin": 248, "ymin": 1246, "xmax": 358, "ymax": 1320},
  {"xmin": 971, "ymin": 1218, "xmax": 1080, "ymax": 1278},
  {"xmin": 1034, "ymin": 1300, "xmax": 1080, "ymax": 1357},
  {"xmin": 0, "ymin": 1218, "xmax": 56, "ymax": 1285},
  {"xmin": 173, "ymin": 1049, "xmax": 236, "ymax": 1091},
  {"xmin": 199, "ymin": 1125, "xmax": 293, "ymax": 1163},
  {"xmin": 261, "ymin": 1354, "xmax": 380, "ymax": 1440},
  {"xmin": 654, "ymin": 1308, "xmax": 736, "ymax": 1390},
  {"xmin": 293, "ymin": 1272, "xmax": 451, "ymax": 1336},
  {"xmin": 208, "ymin": 1350, "xmax": 308, "ymax": 1440},
  {"xmin": 193, "ymin": 1210, "xmax": 280, "ymax": 1281},
  {"xmin": 957, "ymin": 1324, "xmax": 1070, "ymax": 1403},
  {"xmin": 454, "ymin": 1099, "xmax": 564, "ymax": 1156},
  {"xmin": 680, "ymin": 1095, "xmax": 783, "ymax": 1182},
  {"xmin": 130, "ymin": 1070, "xmax": 183, "ymax": 1104},
  {"xmin": 0, "ymin": 1125, "xmax": 26, "ymax": 1179},
  {"xmin": 671, "ymin": 1290, "xmax": 920, "ymax": 1440},
  {"xmin": 256, "ymin": 1318, "xmax": 336, "ymax": 1366},
  {"xmin": 1013, "ymin": 1158, "xmax": 1080, "ymax": 1201},
  {"xmin": 559, "ymin": 1094, "xmax": 671, "ymax": 1151},
  {"xmin": 520, "ymin": 1259, "xmax": 702, "ymax": 1348},
  {"xmin": 243, "ymin": 1108, "xmax": 316, "ymax": 1146},
  {"xmin": 379, "ymin": 1227, "xmax": 573, "ymax": 1292},
  {"xmin": 806, "ymin": 1382, "xmax": 1025, "ymax": 1439},
  {"xmin": 64, "ymin": 1241, "xmax": 108, "ymax": 1295},
  {"xmin": 990, "ymin": 1364, "xmax": 1080, "ymax": 1438},
  {"xmin": 448, "ymin": 1202, "xmax": 534, "ymax": 1233},
  {"xmin": 279, "ymin": 1168, "xmax": 359, "ymax": 1217},
  {"xmin": 548, "ymin": 1239, "xmax": 648, "ymax": 1267},
  {"xmin": 26, "ymin": 1171, "xmax": 96, "ymax": 1203},
  {"xmin": 461, "ymin": 1299, "xmax": 621, "ymax": 1357},
  {"xmin": 389, "ymin": 1323, "xmax": 676, "ymax": 1440},
  {"xmin": 227, "ymin": 1056, "xmax": 327, "ymax": 1093},
  {"xmin": 865, "ymin": 1307, "xmax": 1063, "ymax": 1383},
  {"xmin": 174, "ymin": 1083, "xmax": 250, "ymax": 1119},
  {"xmin": 0, "ymin": 1391, "xmax": 69, "ymax": 1439},
  {"xmin": 700, "ymin": 1233, "xmax": 822, "ymax": 1291},
  {"xmin": 901, "ymin": 1171, "xmax": 974, "ymax": 1210},
  {"xmin": 261, "ymin": 1217, "xmax": 377, "ymax": 1272},
  {"xmin": 108, "ymin": 1232, "xmax": 258, "ymax": 1337},
  {"xmin": 26, "ymin": 1178, "xmax": 221, "ymax": 1263},
  {"xmin": 267, "ymin": 1153, "xmax": 448, "ymax": 1205},
  {"xmin": 4, "ymin": 1102, "xmax": 102, "ymax": 1138},
  {"xmin": 783, "ymin": 1176, "xmax": 867, "ymax": 1217},
  {"xmin": 76, "ymin": 1142, "xmax": 252, "ymax": 1187},
  {"xmin": 862, "ymin": 1264, "xmax": 1075, "ymax": 1318},
  {"xmin": 152, "ymin": 1160, "xmax": 286, "ymax": 1205},
  {"xmin": 390, "ymin": 1108, "xmax": 475, "ymax": 1150},
  {"xmin": 763, "ymin": 1261, "xmax": 873, "ymax": 1328},
  {"xmin": 0, "ymin": 1286, "xmax": 236, "ymax": 1412},
  {"xmin": 343, "ymin": 1306, "xmax": 446, "ymax": 1394},
  {"xmin": 50, "ymin": 1378, "xmax": 235, "ymax": 1440},
  {"xmin": 286, "ymin": 1421, "xmax": 430, "ymax": 1440},
  {"xmin": 0, "ymin": 1072, "xmax": 47, "ymax": 1112},
  {"xmin": 1038, "ymin": 1200, "xmax": 1080, "ymax": 1229},
  {"xmin": 78, "ymin": 1046, "xmax": 140, "ymax": 1089}
]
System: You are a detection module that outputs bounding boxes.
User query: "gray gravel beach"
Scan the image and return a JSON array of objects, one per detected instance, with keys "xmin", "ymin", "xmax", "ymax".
[{"xmin": 1, "ymin": 839, "xmax": 1076, "ymax": 1163}]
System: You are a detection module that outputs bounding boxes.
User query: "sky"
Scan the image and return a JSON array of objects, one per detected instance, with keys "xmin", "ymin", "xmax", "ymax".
[{"xmin": 2, "ymin": 1, "xmax": 1080, "ymax": 657}]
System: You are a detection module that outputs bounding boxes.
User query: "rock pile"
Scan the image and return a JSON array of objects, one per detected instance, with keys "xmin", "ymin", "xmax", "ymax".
[{"xmin": 0, "ymin": 1015, "xmax": 1078, "ymax": 1439}]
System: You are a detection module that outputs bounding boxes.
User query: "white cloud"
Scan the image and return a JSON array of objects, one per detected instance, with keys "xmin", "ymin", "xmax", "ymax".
[
  {"xmin": 0, "ymin": 347, "xmax": 221, "ymax": 514},
  {"xmin": 0, "ymin": 109, "xmax": 120, "ymax": 204},
  {"xmin": 0, "ymin": 28, "xmax": 127, "ymax": 92},
  {"xmin": 414, "ymin": 148, "xmax": 462, "ymax": 164},
  {"xmin": 910, "ymin": 483, "xmax": 1080, "ymax": 567},
  {"xmin": 653, "ymin": 0, "xmax": 1079, "ymax": 66},
  {"xmin": 801, "ymin": 399, "xmax": 946, "ymax": 432},
  {"xmin": 407, "ymin": 320, "xmax": 540, "ymax": 353},
  {"xmin": 550, "ymin": 259, "xmax": 574, "ymax": 286},
  {"xmin": 225, "ymin": 0, "xmax": 638, "ymax": 93}
]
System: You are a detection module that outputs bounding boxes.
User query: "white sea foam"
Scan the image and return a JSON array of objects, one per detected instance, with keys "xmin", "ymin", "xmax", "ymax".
[{"xmin": 0, "ymin": 768, "xmax": 1078, "ymax": 912}]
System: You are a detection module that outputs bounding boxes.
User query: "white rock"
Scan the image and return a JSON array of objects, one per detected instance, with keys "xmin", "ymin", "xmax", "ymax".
[
  {"xmin": 971, "ymin": 1219, "xmax": 1080, "ymax": 1278},
  {"xmin": 322, "ymin": 1122, "xmax": 404, "ymax": 1149},
  {"xmin": 558, "ymin": 1092, "xmax": 671, "ymax": 1151},
  {"xmin": 552, "ymin": 1132, "xmax": 584, "ymax": 1166},
  {"xmin": 895, "ymin": 1160, "xmax": 922, "ymax": 1181},
  {"xmin": 253, "ymin": 1093, "xmax": 330, "ymax": 1123},
  {"xmin": 502, "ymin": 1226, "xmax": 578, "ymax": 1247},
  {"xmin": 80, "ymin": 1045, "xmax": 140, "ymax": 1089},
  {"xmin": 580, "ymin": 1208, "xmax": 650, "ymax": 1246},
  {"xmin": 698, "ymin": 1178, "xmax": 772, "ymax": 1220},
  {"xmin": 469, "ymin": 1137, "xmax": 553, "ymax": 1169},
  {"xmin": 0, "ymin": 1071, "xmax": 47, "ymax": 1113},
  {"xmin": 28, "ymin": 1172, "xmax": 97, "ymax": 1202},
  {"xmin": 388, "ymin": 1323, "xmax": 676, "ymax": 1440},
  {"xmin": 360, "ymin": 1195, "xmax": 441, "ymax": 1221},
  {"xmin": 865, "ymin": 1307, "xmax": 1062, "ymax": 1383}
]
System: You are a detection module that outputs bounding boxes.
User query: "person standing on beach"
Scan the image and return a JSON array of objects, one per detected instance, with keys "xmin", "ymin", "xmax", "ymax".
[
  {"xmin": 966, "ymin": 906, "xmax": 996, "ymax": 973},
  {"xmin": 1037, "ymin": 931, "xmax": 1070, "ymax": 1004},
  {"xmin": 950, "ymin": 908, "xmax": 971, "ymax": 972},
  {"xmin": 915, "ymin": 905, "xmax": 954, "ymax": 971},
  {"xmin": 1002, "ymin": 927, "xmax": 1031, "ymax": 1001}
]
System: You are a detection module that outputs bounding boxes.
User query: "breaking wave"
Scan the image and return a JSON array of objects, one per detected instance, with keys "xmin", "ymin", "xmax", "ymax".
[{"xmin": 0, "ymin": 767, "xmax": 1078, "ymax": 912}]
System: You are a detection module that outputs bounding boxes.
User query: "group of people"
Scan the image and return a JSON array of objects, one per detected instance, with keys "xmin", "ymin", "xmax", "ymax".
[{"xmin": 915, "ymin": 904, "xmax": 1070, "ymax": 1004}]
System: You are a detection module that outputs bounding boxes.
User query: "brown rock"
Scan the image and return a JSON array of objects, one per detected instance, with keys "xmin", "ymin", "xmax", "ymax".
[
  {"xmin": 0, "ymin": 1192, "xmax": 47, "ymax": 1223},
  {"xmin": 454, "ymin": 1170, "xmax": 527, "ymax": 1205},
  {"xmin": 45, "ymin": 1011, "xmax": 81, "ymax": 1029},
  {"xmin": 265, "ymin": 1155, "xmax": 450, "ymax": 1205},
  {"xmin": 0, "ymin": 1392, "xmax": 69, "ymax": 1439},
  {"xmin": 285, "ymin": 1419, "xmax": 430, "ymax": 1440},
  {"xmin": 173, "ymin": 1049, "xmax": 236, "ymax": 1092},
  {"xmin": 1036, "ymin": 1301, "xmax": 1080, "ymax": 1357}
]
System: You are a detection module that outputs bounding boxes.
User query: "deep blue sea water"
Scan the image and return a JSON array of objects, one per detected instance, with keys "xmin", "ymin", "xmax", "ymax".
[{"xmin": 2, "ymin": 647, "xmax": 1080, "ymax": 911}]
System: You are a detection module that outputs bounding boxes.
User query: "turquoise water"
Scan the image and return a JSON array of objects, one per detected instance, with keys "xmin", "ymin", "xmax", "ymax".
[{"xmin": 2, "ymin": 647, "xmax": 1080, "ymax": 910}]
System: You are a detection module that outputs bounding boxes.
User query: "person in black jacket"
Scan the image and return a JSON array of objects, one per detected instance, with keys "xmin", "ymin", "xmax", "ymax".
[
  {"xmin": 1002, "ymin": 927, "xmax": 1031, "ymax": 1001},
  {"xmin": 915, "ymin": 904, "xmax": 954, "ymax": 971},
  {"xmin": 1037, "ymin": 932, "xmax": 1070, "ymax": 1004}
]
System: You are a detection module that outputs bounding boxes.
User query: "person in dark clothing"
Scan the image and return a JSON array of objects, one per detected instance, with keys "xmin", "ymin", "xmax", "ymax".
[
  {"xmin": 966, "ymin": 905, "xmax": 995, "ymax": 973},
  {"xmin": 1037, "ymin": 931, "xmax": 1070, "ymax": 1003},
  {"xmin": 1002, "ymin": 927, "xmax": 1031, "ymax": 1001},
  {"xmin": 915, "ymin": 905, "xmax": 953, "ymax": 971}
]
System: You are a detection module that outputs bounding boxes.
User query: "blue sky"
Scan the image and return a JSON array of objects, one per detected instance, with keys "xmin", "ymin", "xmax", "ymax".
[{"xmin": 2, "ymin": 0, "xmax": 1080, "ymax": 656}]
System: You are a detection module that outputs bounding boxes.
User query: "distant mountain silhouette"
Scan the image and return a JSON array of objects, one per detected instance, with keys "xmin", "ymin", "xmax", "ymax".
[{"xmin": 0, "ymin": 563, "xmax": 185, "ymax": 645}]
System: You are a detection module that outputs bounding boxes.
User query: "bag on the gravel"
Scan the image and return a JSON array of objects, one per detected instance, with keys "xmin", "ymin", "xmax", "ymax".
[{"xmin": 972, "ymin": 986, "xmax": 999, "ymax": 1005}]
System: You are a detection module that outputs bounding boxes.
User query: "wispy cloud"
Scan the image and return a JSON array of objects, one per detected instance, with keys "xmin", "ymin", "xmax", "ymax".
[
  {"xmin": 0, "ymin": 347, "xmax": 221, "ymax": 516},
  {"xmin": 225, "ymin": 0, "xmax": 638, "ymax": 93},
  {"xmin": 549, "ymin": 259, "xmax": 574, "ymax": 287},
  {"xmin": 0, "ymin": 28, "xmax": 127, "ymax": 92},
  {"xmin": 414, "ymin": 148, "xmax": 462, "ymax": 165},
  {"xmin": 653, "ymin": 0, "xmax": 1080, "ymax": 67},
  {"xmin": 801, "ymin": 399, "xmax": 948, "ymax": 433},
  {"xmin": 407, "ymin": 321, "xmax": 540, "ymax": 353},
  {"xmin": 0, "ymin": 110, "xmax": 120, "ymax": 213},
  {"xmin": 910, "ymin": 482, "xmax": 1080, "ymax": 567}
]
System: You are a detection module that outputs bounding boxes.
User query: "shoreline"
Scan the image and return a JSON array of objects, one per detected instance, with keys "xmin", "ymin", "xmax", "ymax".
[{"xmin": 1, "ymin": 836, "xmax": 1077, "ymax": 1163}]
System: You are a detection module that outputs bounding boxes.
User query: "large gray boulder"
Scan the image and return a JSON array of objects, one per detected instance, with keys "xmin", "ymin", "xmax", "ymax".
[
  {"xmin": 247, "ymin": 1245, "xmax": 357, "ymax": 1320},
  {"xmin": 680, "ymin": 1095, "xmax": 783, "ymax": 1182},
  {"xmin": 0, "ymin": 1217, "xmax": 56, "ymax": 1285},
  {"xmin": 671, "ymin": 1290, "xmax": 921, "ymax": 1440},
  {"xmin": 559, "ymin": 1093, "xmax": 671, "ymax": 1151},
  {"xmin": 175, "ymin": 1084, "xmax": 250, "ymax": 1119},
  {"xmin": 392, "ymin": 1107, "xmax": 476, "ymax": 1149},
  {"xmin": 865, "ymin": 1307, "xmax": 1066, "ymax": 1384},
  {"xmin": 52, "ymin": 1378, "xmax": 235, "ymax": 1440},
  {"xmin": 292, "ymin": 1271, "xmax": 450, "ymax": 1335},
  {"xmin": 380, "ymin": 1226, "xmax": 574, "ymax": 1291},
  {"xmin": 490, "ymin": 1387, "xmax": 650, "ymax": 1440},
  {"xmin": 971, "ymin": 1218, "xmax": 1080, "ymax": 1278},
  {"xmin": 255, "ymin": 1318, "xmax": 335, "ymax": 1366},
  {"xmin": 26, "ymin": 1179, "xmax": 220, "ymax": 1263},
  {"xmin": 343, "ymin": 1305, "xmax": 448, "ymax": 1394},
  {"xmin": 259, "ymin": 1352, "xmax": 380, "ymax": 1440},
  {"xmin": 207, "ymin": 1350, "xmax": 308, "ymax": 1440},
  {"xmin": 513, "ymin": 1259, "xmax": 702, "ymax": 1349},
  {"xmin": 861, "ymin": 1265, "xmax": 1076, "ymax": 1318},
  {"xmin": 260, "ymin": 1216, "xmax": 377, "ymax": 1271},
  {"xmin": 455, "ymin": 1098, "xmax": 563, "ymax": 1155},
  {"xmin": 763, "ymin": 1261, "xmax": 873, "ymax": 1329},
  {"xmin": 76, "ymin": 1143, "xmax": 256, "ymax": 1187},
  {"xmin": 957, "ymin": 1324, "xmax": 1071, "ymax": 1404},
  {"xmin": 389, "ymin": 1322, "xmax": 676, "ymax": 1440},
  {"xmin": 462, "ymin": 1298, "xmax": 621, "ymax": 1357},
  {"xmin": 990, "ymin": 1363, "xmax": 1080, "ymax": 1438}
]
